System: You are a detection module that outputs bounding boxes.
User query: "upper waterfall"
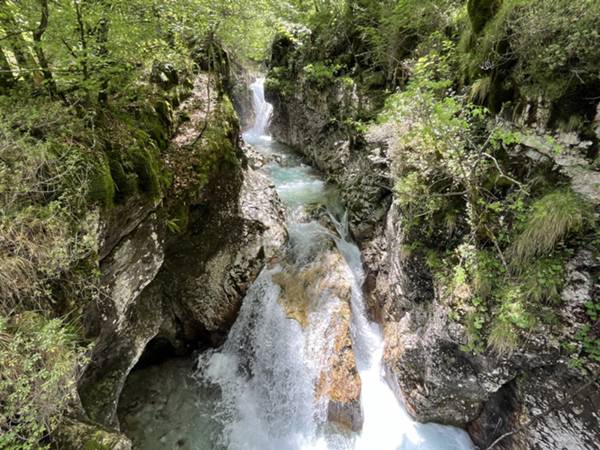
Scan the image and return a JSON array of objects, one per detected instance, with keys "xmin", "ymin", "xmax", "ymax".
[{"xmin": 246, "ymin": 78, "xmax": 274, "ymax": 139}]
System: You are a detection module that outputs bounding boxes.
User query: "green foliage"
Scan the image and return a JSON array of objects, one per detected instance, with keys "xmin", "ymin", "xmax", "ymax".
[
  {"xmin": 0, "ymin": 314, "xmax": 88, "ymax": 449},
  {"xmin": 568, "ymin": 299, "xmax": 600, "ymax": 370},
  {"xmin": 362, "ymin": 0, "xmax": 463, "ymax": 84},
  {"xmin": 88, "ymin": 155, "xmax": 116, "ymax": 208},
  {"xmin": 467, "ymin": 0, "xmax": 501, "ymax": 33},
  {"xmin": 302, "ymin": 62, "xmax": 342, "ymax": 88},
  {"xmin": 461, "ymin": 0, "xmax": 600, "ymax": 106},
  {"xmin": 0, "ymin": 98, "xmax": 98, "ymax": 312},
  {"xmin": 379, "ymin": 31, "xmax": 596, "ymax": 357},
  {"xmin": 509, "ymin": 189, "xmax": 593, "ymax": 267}
]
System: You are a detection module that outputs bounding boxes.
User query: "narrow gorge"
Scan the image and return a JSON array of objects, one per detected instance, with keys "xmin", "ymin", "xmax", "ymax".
[{"xmin": 1, "ymin": 1, "xmax": 599, "ymax": 450}]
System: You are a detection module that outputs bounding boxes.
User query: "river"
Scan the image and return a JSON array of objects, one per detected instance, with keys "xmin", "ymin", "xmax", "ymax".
[{"xmin": 119, "ymin": 79, "xmax": 475, "ymax": 450}]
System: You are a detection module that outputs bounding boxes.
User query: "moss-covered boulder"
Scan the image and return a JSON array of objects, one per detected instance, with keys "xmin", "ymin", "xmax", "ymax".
[{"xmin": 54, "ymin": 419, "xmax": 132, "ymax": 450}]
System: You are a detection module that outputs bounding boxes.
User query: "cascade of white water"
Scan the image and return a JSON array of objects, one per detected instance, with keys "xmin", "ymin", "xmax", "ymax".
[
  {"xmin": 195, "ymin": 79, "xmax": 475, "ymax": 450},
  {"xmin": 246, "ymin": 78, "xmax": 274, "ymax": 140}
]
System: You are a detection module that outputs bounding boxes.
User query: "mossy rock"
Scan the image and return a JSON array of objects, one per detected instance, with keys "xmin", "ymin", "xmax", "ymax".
[
  {"xmin": 54, "ymin": 418, "xmax": 131, "ymax": 450},
  {"xmin": 137, "ymin": 108, "xmax": 170, "ymax": 150},
  {"xmin": 270, "ymin": 31, "xmax": 297, "ymax": 68},
  {"xmin": 108, "ymin": 158, "xmax": 138, "ymax": 201},
  {"xmin": 130, "ymin": 146, "xmax": 162, "ymax": 199},
  {"xmin": 467, "ymin": 0, "xmax": 501, "ymax": 34},
  {"xmin": 88, "ymin": 154, "xmax": 116, "ymax": 208}
]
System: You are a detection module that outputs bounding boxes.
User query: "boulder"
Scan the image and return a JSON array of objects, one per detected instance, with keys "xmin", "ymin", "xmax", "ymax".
[
  {"xmin": 160, "ymin": 166, "xmax": 286, "ymax": 342},
  {"xmin": 274, "ymin": 250, "xmax": 364, "ymax": 431},
  {"xmin": 468, "ymin": 366, "xmax": 600, "ymax": 450},
  {"xmin": 54, "ymin": 418, "xmax": 132, "ymax": 450}
]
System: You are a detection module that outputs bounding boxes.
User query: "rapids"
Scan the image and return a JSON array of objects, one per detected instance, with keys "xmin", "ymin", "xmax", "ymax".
[
  {"xmin": 194, "ymin": 79, "xmax": 475, "ymax": 450},
  {"xmin": 118, "ymin": 79, "xmax": 475, "ymax": 450}
]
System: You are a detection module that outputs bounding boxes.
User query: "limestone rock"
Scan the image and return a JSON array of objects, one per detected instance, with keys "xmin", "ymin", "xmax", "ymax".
[
  {"xmin": 518, "ymin": 131, "xmax": 600, "ymax": 205},
  {"xmin": 161, "ymin": 165, "xmax": 287, "ymax": 341},
  {"xmin": 79, "ymin": 214, "xmax": 166, "ymax": 428},
  {"xmin": 468, "ymin": 365, "xmax": 600, "ymax": 450},
  {"xmin": 266, "ymin": 63, "xmax": 391, "ymax": 241},
  {"xmin": 274, "ymin": 250, "xmax": 363, "ymax": 431},
  {"xmin": 378, "ymin": 202, "xmax": 599, "ymax": 443},
  {"xmin": 77, "ymin": 72, "xmax": 289, "ymax": 444}
]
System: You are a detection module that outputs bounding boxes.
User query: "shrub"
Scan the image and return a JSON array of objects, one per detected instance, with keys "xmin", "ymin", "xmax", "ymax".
[
  {"xmin": 302, "ymin": 62, "xmax": 342, "ymax": 88},
  {"xmin": 0, "ymin": 99, "xmax": 97, "ymax": 312},
  {"xmin": 0, "ymin": 314, "xmax": 88, "ymax": 449}
]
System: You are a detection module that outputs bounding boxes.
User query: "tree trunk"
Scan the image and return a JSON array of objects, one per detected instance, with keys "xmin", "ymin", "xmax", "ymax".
[
  {"xmin": 74, "ymin": 0, "xmax": 89, "ymax": 80},
  {"xmin": 32, "ymin": 0, "xmax": 57, "ymax": 96},
  {"xmin": 96, "ymin": 17, "xmax": 109, "ymax": 104}
]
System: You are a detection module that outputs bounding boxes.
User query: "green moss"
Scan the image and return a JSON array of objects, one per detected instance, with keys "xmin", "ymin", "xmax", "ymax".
[
  {"xmin": 130, "ymin": 146, "xmax": 162, "ymax": 198},
  {"xmin": 467, "ymin": 0, "xmax": 501, "ymax": 34},
  {"xmin": 108, "ymin": 158, "xmax": 137, "ymax": 201},
  {"xmin": 136, "ymin": 105, "xmax": 171, "ymax": 151},
  {"xmin": 83, "ymin": 435, "xmax": 112, "ymax": 450},
  {"xmin": 88, "ymin": 155, "xmax": 115, "ymax": 207},
  {"xmin": 265, "ymin": 67, "xmax": 295, "ymax": 98}
]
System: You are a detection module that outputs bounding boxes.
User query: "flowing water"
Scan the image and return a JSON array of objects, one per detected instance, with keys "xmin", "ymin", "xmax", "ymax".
[
  {"xmin": 119, "ymin": 79, "xmax": 475, "ymax": 450},
  {"xmin": 194, "ymin": 80, "xmax": 475, "ymax": 450}
]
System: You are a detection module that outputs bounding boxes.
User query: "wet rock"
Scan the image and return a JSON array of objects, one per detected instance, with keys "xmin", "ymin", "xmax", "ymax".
[
  {"xmin": 468, "ymin": 366, "xmax": 600, "ymax": 450},
  {"xmin": 377, "ymin": 202, "xmax": 600, "ymax": 441},
  {"xmin": 161, "ymin": 166, "xmax": 287, "ymax": 340},
  {"xmin": 228, "ymin": 64, "xmax": 256, "ymax": 131},
  {"xmin": 319, "ymin": 297, "xmax": 363, "ymax": 432},
  {"xmin": 274, "ymin": 250, "xmax": 364, "ymax": 431}
]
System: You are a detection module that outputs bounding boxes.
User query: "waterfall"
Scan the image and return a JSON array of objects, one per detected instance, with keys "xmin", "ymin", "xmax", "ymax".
[
  {"xmin": 245, "ymin": 78, "xmax": 274, "ymax": 140},
  {"xmin": 195, "ymin": 79, "xmax": 475, "ymax": 450}
]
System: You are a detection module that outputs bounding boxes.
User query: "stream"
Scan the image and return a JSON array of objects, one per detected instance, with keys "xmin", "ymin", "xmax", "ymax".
[{"xmin": 119, "ymin": 79, "xmax": 475, "ymax": 450}]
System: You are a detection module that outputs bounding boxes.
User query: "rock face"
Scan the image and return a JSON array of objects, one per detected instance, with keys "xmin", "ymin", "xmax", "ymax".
[
  {"xmin": 273, "ymin": 249, "xmax": 363, "ymax": 431},
  {"xmin": 159, "ymin": 166, "xmax": 286, "ymax": 343},
  {"xmin": 319, "ymin": 297, "xmax": 363, "ymax": 432},
  {"xmin": 377, "ymin": 202, "xmax": 600, "ymax": 444},
  {"xmin": 79, "ymin": 212, "xmax": 166, "ymax": 428},
  {"xmin": 468, "ymin": 366, "xmax": 600, "ymax": 450},
  {"xmin": 77, "ymin": 73, "xmax": 287, "ymax": 437}
]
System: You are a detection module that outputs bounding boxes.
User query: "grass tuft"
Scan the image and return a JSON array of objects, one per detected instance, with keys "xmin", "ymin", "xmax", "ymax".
[{"xmin": 509, "ymin": 188, "xmax": 592, "ymax": 267}]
